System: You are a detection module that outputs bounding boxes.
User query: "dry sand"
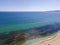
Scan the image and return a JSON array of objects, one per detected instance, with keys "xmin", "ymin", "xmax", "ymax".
[{"xmin": 33, "ymin": 31, "xmax": 60, "ymax": 45}]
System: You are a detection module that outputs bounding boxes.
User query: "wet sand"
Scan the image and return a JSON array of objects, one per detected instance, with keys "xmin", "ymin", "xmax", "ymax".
[{"xmin": 33, "ymin": 31, "xmax": 60, "ymax": 45}]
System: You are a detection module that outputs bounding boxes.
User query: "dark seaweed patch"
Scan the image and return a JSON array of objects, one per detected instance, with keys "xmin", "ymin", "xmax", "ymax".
[{"xmin": 0, "ymin": 23, "xmax": 60, "ymax": 45}]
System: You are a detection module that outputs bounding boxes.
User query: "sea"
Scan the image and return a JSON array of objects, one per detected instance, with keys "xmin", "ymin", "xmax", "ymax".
[{"xmin": 0, "ymin": 12, "xmax": 60, "ymax": 33}]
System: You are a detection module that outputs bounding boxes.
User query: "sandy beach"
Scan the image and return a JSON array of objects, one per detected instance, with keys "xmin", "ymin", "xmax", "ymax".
[{"xmin": 33, "ymin": 31, "xmax": 60, "ymax": 45}]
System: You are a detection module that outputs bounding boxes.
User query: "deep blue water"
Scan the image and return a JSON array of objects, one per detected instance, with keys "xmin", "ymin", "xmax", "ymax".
[{"xmin": 0, "ymin": 12, "xmax": 60, "ymax": 33}]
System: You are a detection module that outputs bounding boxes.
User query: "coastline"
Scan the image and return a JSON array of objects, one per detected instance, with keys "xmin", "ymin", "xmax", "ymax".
[
  {"xmin": 33, "ymin": 31, "xmax": 60, "ymax": 45},
  {"xmin": 23, "ymin": 31, "xmax": 57, "ymax": 45}
]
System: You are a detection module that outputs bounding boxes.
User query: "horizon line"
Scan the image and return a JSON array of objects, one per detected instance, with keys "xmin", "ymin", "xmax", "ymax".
[{"xmin": 0, "ymin": 10, "xmax": 60, "ymax": 12}]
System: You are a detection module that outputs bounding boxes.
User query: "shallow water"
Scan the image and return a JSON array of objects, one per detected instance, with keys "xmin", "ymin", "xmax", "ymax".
[{"xmin": 22, "ymin": 31, "xmax": 58, "ymax": 45}]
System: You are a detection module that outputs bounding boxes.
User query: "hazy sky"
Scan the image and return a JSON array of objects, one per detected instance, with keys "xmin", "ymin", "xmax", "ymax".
[{"xmin": 0, "ymin": 0, "xmax": 60, "ymax": 11}]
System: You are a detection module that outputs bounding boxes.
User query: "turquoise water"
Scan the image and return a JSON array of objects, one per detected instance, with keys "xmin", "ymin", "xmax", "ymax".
[{"xmin": 0, "ymin": 12, "xmax": 60, "ymax": 33}]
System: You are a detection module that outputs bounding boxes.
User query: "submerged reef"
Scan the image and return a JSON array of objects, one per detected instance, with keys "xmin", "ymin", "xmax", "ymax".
[{"xmin": 0, "ymin": 23, "xmax": 60, "ymax": 45}]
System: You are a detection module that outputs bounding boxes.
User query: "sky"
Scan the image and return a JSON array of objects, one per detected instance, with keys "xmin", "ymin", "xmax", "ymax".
[{"xmin": 0, "ymin": 0, "xmax": 60, "ymax": 11}]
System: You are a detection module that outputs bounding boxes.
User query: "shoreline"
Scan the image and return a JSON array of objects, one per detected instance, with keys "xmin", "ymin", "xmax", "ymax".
[{"xmin": 33, "ymin": 31, "xmax": 60, "ymax": 45}]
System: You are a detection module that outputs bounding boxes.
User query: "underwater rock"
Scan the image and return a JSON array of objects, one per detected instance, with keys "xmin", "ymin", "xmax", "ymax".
[{"xmin": 0, "ymin": 23, "xmax": 60, "ymax": 45}]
